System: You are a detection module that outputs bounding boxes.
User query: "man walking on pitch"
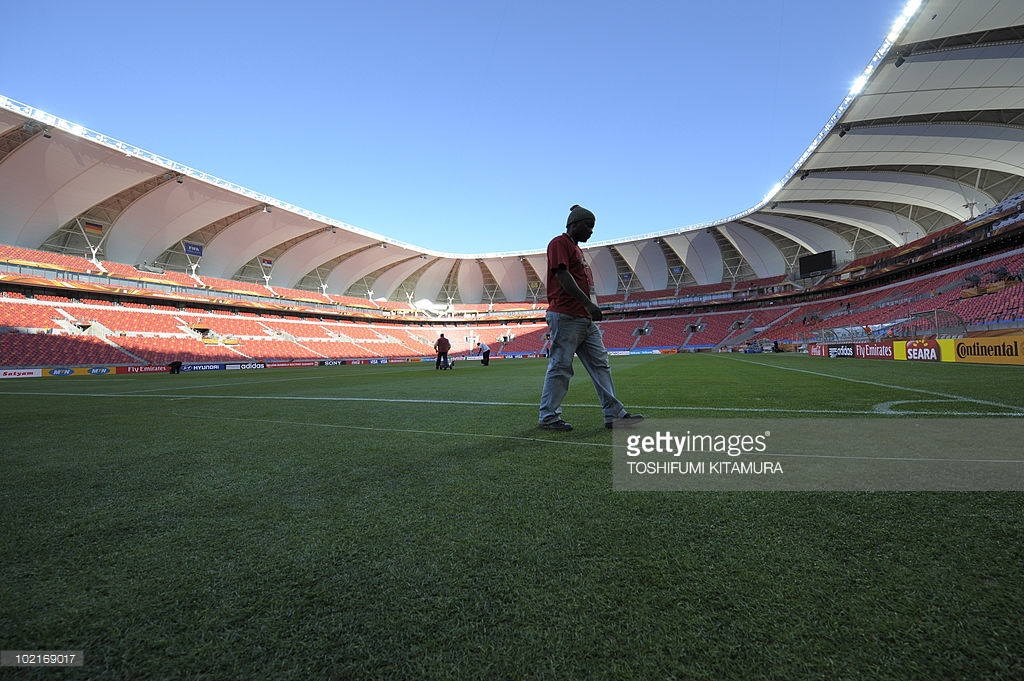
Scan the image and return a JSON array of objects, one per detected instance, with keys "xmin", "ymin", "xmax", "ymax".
[{"xmin": 538, "ymin": 205, "xmax": 643, "ymax": 431}]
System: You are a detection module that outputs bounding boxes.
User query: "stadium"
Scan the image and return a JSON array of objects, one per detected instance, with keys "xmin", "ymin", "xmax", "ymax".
[{"xmin": 2, "ymin": 0, "xmax": 1023, "ymax": 678}]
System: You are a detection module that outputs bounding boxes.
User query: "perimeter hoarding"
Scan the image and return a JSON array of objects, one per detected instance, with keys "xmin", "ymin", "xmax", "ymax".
[
  {"xmin": 953, "ymin": 337, "xmax": 1024, "ymax": 365},
  {"xmin": 1, "ymin": 368, "xmax": 41, "ymax": 379},
  {"xmin": 43, "ymin": 366, "xmax": 116, "ymax": 377},
  {"xmin": 809, "ymin": 336, "xmax": 1024, "ymax": 366},
  {"xmin": 117, "ymin": 365, "xmax": 169, "ymax": 375},
  {"xmin": 894, "ymin": 339, "xmax": 955, "ymax": 362}
]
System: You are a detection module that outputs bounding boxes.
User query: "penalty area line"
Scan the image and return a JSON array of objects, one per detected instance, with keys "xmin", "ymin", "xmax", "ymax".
[{"xmin": 181, "ymin": 413, "xmax": 616, "ymax": 449}]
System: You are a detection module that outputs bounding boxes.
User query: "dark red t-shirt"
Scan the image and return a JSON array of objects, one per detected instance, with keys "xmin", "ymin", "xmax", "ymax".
[{"xmin": 546, "ymin": 233, "xmax": 594, "ymax": 318}]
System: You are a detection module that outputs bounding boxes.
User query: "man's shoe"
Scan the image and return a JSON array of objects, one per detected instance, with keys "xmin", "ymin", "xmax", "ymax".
[
  {"xmin": 606, "ymin": 413, "xmax": 644, "ymax": 429},
  {"xmin": 539, "ymin": 420, "xmax": 573, "ymax": 431}
]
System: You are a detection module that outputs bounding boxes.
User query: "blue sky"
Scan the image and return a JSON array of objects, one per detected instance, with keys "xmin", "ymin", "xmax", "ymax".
[{"xmin": 2, "ymin": 0, "xmax": 903, "ymax": 254}]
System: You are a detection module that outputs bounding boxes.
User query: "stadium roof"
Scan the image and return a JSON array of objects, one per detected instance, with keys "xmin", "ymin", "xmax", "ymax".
[{"xmin": 2, "ymin": 0, "xmax": 1024, "ymax": 305}]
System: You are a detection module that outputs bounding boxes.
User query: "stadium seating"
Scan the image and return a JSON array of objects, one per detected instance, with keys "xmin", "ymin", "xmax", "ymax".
[
  {"xmin": 0, "ymin": 333, "xmax": 132, "ymax": 367},
  {"xmin": 496, "ymin": 324, "xmax": 548, "ymax": 355},
  {"xmin": 0, "ymin": 301, "xmax": 63, "ymax": 330},
  {"xmin": 3, "ymin": 229, "xmax": 1024, "ymax": 367},
  {"xmin": 0, "ymin": 245, "xmax": 100, "ymax": 274}
]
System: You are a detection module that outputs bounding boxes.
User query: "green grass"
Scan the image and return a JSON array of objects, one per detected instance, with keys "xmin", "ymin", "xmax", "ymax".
[{"xmin": 1, "ymin": 354, "xmax": 1022, "ymax": 679}]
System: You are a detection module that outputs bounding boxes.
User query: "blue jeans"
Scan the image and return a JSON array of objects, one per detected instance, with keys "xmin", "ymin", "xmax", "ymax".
[{"xmin": 539, "ymin": 311, "xmax": 626, "ymax": 425}]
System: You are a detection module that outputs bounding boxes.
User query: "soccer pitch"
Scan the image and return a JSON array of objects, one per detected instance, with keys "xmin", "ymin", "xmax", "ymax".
[{"xmin": 2, "ymin": 353, "xmax": 1023, "ymax": 679}]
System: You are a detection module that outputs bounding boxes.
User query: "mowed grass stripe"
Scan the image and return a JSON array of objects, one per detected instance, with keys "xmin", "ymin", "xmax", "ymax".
[{"xmin": 2, "ymin": 390, "xmax": 1019, "ymax": 415}]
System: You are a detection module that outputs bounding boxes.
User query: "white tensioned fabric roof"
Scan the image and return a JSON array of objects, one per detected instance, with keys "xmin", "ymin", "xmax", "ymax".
[{"xmin": 1, "ymin": 0, "xmax": 1024, "ymax": 304}]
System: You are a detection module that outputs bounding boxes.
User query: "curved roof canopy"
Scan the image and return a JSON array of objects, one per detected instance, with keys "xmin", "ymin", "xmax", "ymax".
[{"xmin": 2, "ymin": 0, "xmax": 1023, "ymax": 304}]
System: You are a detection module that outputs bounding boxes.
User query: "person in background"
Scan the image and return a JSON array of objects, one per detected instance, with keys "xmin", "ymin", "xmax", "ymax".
[
  {"xmin": 477, "ymin": 341, "xmax": 490, "ymax": 366},
  {"xmin": 537, "ymin": 204, "xmax": 643, "ymax": 431},
  {"xmin": 434, "ymin": 333, "xmax": 451, "ymax": 370}
]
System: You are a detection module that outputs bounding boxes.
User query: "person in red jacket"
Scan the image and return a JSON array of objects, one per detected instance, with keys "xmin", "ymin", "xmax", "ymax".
[
  {"xmin": 434, "ymin": 333, "xmax": 451, "ymax": 370},
  {"xmin": 538, "ymin": 205, "xmax": 643, "ymax": 431}
]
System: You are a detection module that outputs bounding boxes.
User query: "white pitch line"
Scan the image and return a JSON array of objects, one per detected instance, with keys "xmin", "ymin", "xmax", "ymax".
[
  {"xmin": 874, "ymin": 399, "xmax": 957, "ymax": 414},
  {"xmin": 182, "ymin": 412, "xmax": 614, "ymax": 449}
]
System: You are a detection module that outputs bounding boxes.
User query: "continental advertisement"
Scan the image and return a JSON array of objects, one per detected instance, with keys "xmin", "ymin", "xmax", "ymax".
[
  {"xmin": 808, "ymin": 336, "xmax": 1024, "ymax": 366},
  {"xmin": 951, "ymin": 337, "xmax": 1024, "ymax": 365}
]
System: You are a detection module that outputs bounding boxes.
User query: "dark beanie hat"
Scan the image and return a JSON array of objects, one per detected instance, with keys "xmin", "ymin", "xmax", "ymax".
[{"xmin": 567, "ymin": 204, "xmax": 595, "ymax": 227}]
